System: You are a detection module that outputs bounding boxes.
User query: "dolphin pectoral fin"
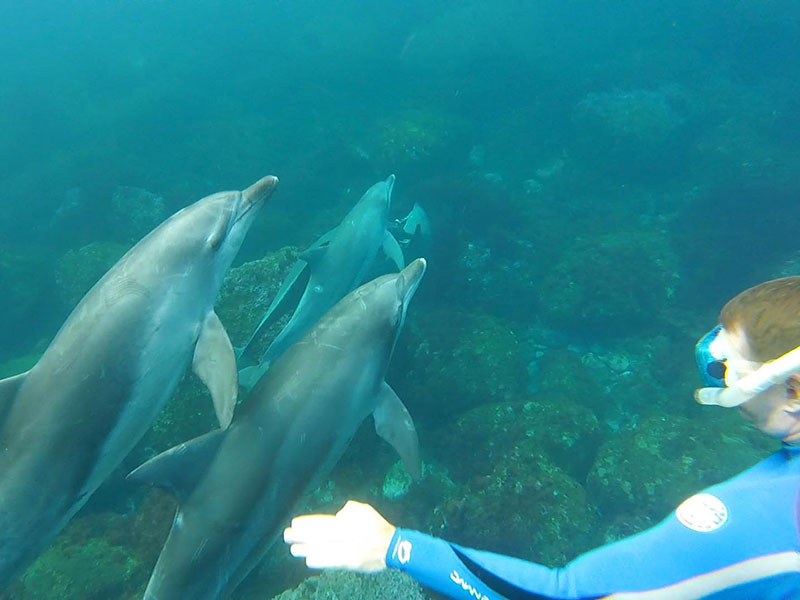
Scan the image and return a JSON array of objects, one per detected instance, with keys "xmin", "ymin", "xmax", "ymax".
[
  {"xmin": 0, "ymin": 371, "xmax": 27, "ymax": 427},
  {"xmin": 382, "ymin": 231, "xmax": 406, "ymax": 272},
  {"xmin": 193, "ymin": 311, "xmax": 238, "ymax": 429},
  {"xmin": 238, "ymin": 259, "xmax": 311, "ymax": 368},
  {"xmin": 127, "ymin": 429, "xmax": 225, "ymax": 503},
  {"xmin": 373, "ymin": 382, "xmax": 421, "ymax": 481}
]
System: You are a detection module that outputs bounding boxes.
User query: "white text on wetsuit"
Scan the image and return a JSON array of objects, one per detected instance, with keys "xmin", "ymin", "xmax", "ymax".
[{"xmin": 450, "ymin": 569, "xmax": 491, "ymax": 600}]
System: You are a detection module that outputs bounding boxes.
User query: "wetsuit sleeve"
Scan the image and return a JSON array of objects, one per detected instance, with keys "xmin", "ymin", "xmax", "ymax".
[
  {"xmin": 384, "ymin": 501, "xmax": 797, "ymax": 600},
  {"xmin": 383, "ymin": 452, "xmax": 800, "ymax": 599}
]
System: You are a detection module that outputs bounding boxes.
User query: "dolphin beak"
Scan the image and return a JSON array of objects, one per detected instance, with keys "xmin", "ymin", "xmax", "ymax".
[
  {"xmin": 384, "ymin": 174, "xmax": 396, "ymax": 207},
  {"xmin": 399, "ymin": 257, "xmax": 426, "ymax": 302},
  {"xmin": 241, "ymin": 175, "xmax": 279, "ymax": 216}
]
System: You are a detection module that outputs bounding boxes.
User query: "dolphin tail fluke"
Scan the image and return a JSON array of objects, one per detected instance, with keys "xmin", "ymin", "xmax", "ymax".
[
  {"xmin": 373, "ymin": 382, "xmax": 421, "ymax": 481},
  {"xmin": 127, "ymin": 428, "xmax": 225, "ymax": 503},
  {"xmin": 0, "ymin": 371, "xmax": 27, "ymax": 427},
  {"xmin": 193, "ymin": 311, "xmax": 238, "ymax": 428}
]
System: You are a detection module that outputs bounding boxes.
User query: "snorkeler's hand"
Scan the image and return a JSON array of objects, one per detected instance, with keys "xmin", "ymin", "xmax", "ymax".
[{"xmin": 284, "ymin": 500, "xmax": 396, "ymax": 573}]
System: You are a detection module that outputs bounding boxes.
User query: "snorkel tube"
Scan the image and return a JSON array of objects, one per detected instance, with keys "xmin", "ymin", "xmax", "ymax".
[{"xmin": 695, "ymin": 345, "xmax": 800, "ymax": 408}]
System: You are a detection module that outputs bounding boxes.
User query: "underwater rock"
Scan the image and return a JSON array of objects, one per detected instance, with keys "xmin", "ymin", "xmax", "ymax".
[
  {"xmin": 531, "ymin": 334, "xmax": 695, "ymax": 432},
  {"xmin": 537, "ymin": 349, "xmax": 605, "ymax": 404},
  {"xmin": 449, "ymin": 234, "xmax": 549, "ymax": 323},
  {"xmin": 586, "ymin": 413, "xmax": 777, "ymax": 523},
  {"xmin": 440, "ymin": 400, "xmax": 602, "ymax": 484},
  {"xmin": 109, "ymin": 186, "xmax": 166, "ymax": 243},
  {"xmin": 390, "ymin": 309, "xmax": 527, "ymax": 421},
  {"xmin": 358, "ymin": 108, "xmax": 469, "ymax": 179},
  {"xmin": 671, "ymin": 183, "xmax": 800, "ymax": 309},
  {"xmin": 264, "ymin": 569, "xmax": 430, "ymax": 600},
  {"xmin": 538, "ymin": 230, "xmax": 678, "ymax": 336},
  {"xmin": 54, "ymin": 241, "xmax": 130, "ymax": 309},
  {"xmin": 382, "ymin": 459, "xmax": 416, "ymax": 500},
  {"xmin": 214, "ymin": 246, "xmax": 301, "ymax": 351},
  {"xmin": 436, "ymin": 439, "xmax": 596, "ymax": 567},
  {"xmin": 7, "ymin": 524, "xmax": 145, "ymax": 600},
  {"xmin": 366, "ymin": 400, "xmax": 602, "ymax": 567},
  {"xmin": 124, "ymin": 375, "xmax": 219, "ymax": 476},
  {"xmin": 0, "ymin": 246, "xmax": 50, "ymax": 357},
  {"xmin": 572, "ymin": 85, "xmax": 694, "ymax": 179},
  {"xmin": 48, "ymin": 187, "xmax": 89, "ymax": 237},
  {"xmin": 576, "ymin": 87, "xmax": 686, "ymax": 143}
]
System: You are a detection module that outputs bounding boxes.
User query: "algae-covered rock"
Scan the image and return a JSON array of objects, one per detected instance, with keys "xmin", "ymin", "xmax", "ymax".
[
  {"xmin": 572, "ymin": 85, "xmax": 694, "ymax": 179},
  {"xmin": 0, "ymin": 245, "xmax": 49, "ymax": 354},
  {"xmin": 54, "ymin": 241, "xmax": 130, "ymax": 309},
  {"xmin": 440, "ymin": 400, "xmax": 601, "ymax": 483},
  {"xmin": 215, "ymin": 246, "xmax": 301, "ymax": 350},
  {"xmin": 109, "ymin": 187, "xmax": 166, "ymax": 243},
  {"xmin": 537, "ymin": 349, "xmax": 606, "ymax": 405},
  {"xmin": 542, "ymin": 343, "xmax": 678, "ymax": 430},
  {"xmin": 380, "ymin": 400, "xmax": 602, "ymax": 567},
  {"xmin": 7, "ymin": 531, "xmax": 144, "ymax": 600},
  {"xmin": 439, "ymin": 442, "xmax": 595, "ymax": 567},
  {"xmin": 263, "ymin": 569, "xmax": 431, "ymax": 600},
  {"xmin": 390, "ymin": 309, "xmax": 527, "ymax": 421},
  {"xmin": 360, "ymin": 108, "xmax": 468, "ymax": 178},
  {"xmin": 586, "ymin": 412, "xmax": 777, "ymax": 523},
  {"xmin": 538, "ymin": 230, "xmax": 678, "ymax": 335},
  {"xmin": 124, "ymin": 375, "xmax": 218, "ymax": 475}
]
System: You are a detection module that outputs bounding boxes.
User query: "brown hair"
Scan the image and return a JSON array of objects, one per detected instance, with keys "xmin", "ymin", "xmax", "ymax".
[{"xmin": 720, "ymin": 276, "xmax": 800, "ymax": 363}]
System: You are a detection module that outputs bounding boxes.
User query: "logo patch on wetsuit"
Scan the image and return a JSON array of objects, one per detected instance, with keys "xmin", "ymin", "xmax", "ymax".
[
  {"xmin": 676, "ymin": 493, "xmax": 728, "ymax": 532},
  {"xmin": 396, "ymin": 540, "xmax": 412, "ymax": 564}
]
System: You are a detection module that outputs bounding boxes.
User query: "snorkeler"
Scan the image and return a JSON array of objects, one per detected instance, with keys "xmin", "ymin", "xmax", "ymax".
[{"xmin": 284, "ymin": 276, "xmax": 800, "ymax": 599}]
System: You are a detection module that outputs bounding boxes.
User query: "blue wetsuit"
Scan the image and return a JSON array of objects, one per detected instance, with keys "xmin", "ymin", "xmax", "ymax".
[{"xmin": 386, "ymin": 448, "xmax": 800, "ymax": 599}]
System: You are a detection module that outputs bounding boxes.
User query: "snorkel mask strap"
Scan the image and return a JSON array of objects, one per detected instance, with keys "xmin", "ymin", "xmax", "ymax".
[{"xmin": 695, "ymin": 345, "xmax": 800, "ymax": 408}]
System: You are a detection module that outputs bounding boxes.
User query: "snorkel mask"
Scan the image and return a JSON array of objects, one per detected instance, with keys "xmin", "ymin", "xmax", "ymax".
[
  {"xmin": 695, "ymin": 325, "xmax": 727, "ymax": 387},
  {"xmin": 694, "ymin": 325, "xmax": 800, "ymax": 408}
]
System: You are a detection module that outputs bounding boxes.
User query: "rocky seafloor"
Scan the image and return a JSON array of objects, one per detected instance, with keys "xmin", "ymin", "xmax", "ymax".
[{"xmin": 0, "ymin": 70, "xmax": 797, "ymax": 599}]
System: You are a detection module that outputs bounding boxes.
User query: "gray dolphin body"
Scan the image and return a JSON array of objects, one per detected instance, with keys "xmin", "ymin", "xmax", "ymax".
[
  {"xmin": 238, "ymin": 175, "xmax": 404, "ymax": 381},
  {"xmin": 0, "ymin": 175, "xmax": 278, "ymax": 589},
  {"xmin": 129, "ymin": 258, "xmax": 426, "ymax": 600}
]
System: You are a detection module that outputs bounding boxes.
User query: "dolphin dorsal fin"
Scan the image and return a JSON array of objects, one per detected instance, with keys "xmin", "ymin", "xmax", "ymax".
[
  {"xmin": 0, "ymin": 371, "xmax": 28, "ymax": 428},
  {"xmin": 373, "ymin": 382, "xmax": 421, "ymax": 481},
  {"xmin": 298, "ymin": 244, "xmax": 327, "ymax": 267},
  {"xmin": 126, "ymin": 428, "xmax": 225, "ymax": 503}
]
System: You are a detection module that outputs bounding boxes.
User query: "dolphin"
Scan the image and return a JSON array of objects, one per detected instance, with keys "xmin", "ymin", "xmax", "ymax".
[
  {"xmin": 0, "ymin": 175, "xmax": 278, "ymax": 589},
  {"xmin": 396, "ymin": 202, "xmax": 432, "ymax": 260},
  {"xmin": 128, "ymin": 258, "xmax": 426, "ymax": 600},
  {"xmin": 237, "ymin": 175, "xmax": 405, "ymax": 383}
]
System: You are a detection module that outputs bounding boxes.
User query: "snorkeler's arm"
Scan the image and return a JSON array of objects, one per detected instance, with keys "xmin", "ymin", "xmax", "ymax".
[
  {"xmin": 285, "ymin": 501, "xmax": 685, "ymax": 599},
  {"xmin": 386, "ymin": 516, "xmax": 772, "ymax": 600},
  {"xmin": 287, "ymin": 454, "xmax": 800, "ymax": 599},
  {"xmin": 387, "ymin": 453, "xmax": 800, "ymax": 599}
]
